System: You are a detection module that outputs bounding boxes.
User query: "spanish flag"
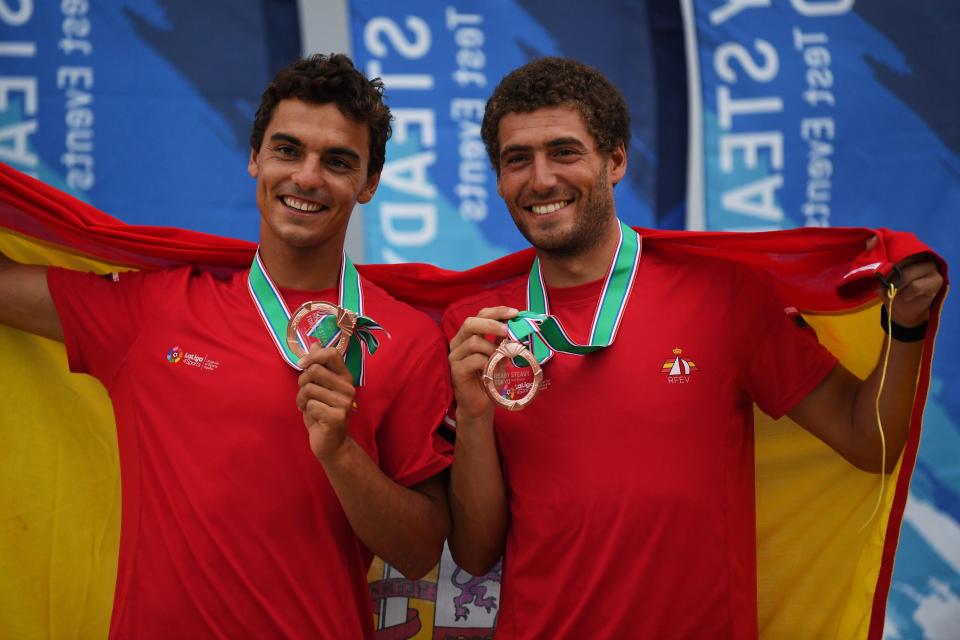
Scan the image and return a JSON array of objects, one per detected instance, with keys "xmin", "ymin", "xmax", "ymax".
[{"xmin": 0, "ymin": 163, "xmax": 947, "ymax": 639}]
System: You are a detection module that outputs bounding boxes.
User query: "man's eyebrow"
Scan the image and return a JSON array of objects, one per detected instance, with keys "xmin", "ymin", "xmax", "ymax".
[
  {"xmin": 545, "ymin": 136, "xmax": 586, "ymax": 148},
  {"xmin": 269, "ymin": 132, "xmax": 303, "ymax": 147},
  {"xmin": 500, "ymin": 143, "xmax": 531, "ymax": 157},
  {"xmin": 268, "ymin": 135, "xmax": 362, "ymax": 162},
  {"xmin": 326, "ymin": 146, "xmax": 362, "ymax": 162},
  {"xmin": 500, "ymin": 137, "xmax": 587, "ymax": 157}
]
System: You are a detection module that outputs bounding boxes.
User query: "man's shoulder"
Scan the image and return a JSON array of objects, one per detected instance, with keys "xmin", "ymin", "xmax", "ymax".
[
  {"xmin": 645, "ymin": 244, "xmax": 762, "ymax": 289},
  {"xmin": 76, "ymin": 263, "xmax": 234, "ymax": 285},
  {"xmin": 50, "ymin": 262, "xmax": 198, "ymax": 294}
]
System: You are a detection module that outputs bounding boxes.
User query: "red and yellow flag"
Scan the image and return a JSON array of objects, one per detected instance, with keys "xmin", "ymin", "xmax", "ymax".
[{"xmin": 0, "ymin": 163, "xmax": 947, "ymax": 639}]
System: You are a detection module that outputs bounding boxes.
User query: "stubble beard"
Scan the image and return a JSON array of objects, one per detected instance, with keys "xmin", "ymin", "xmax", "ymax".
[{"xmin": 511, "ymin": 165, "xmax": 616, "ymax": 260}]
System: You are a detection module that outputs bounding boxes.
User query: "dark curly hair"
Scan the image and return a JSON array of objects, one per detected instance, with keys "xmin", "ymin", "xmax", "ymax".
[
  {"xmin": 250, "ymin": 53, "xmax": 392, "ymax": 176},
  {"xmin": 481, "ymin": 57, "xmax": 630, "ymax": 173}
]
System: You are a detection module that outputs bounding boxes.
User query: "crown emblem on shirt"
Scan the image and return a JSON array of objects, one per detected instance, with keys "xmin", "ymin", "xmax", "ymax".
[{"xmin": 661, "ymin": 347, "xmax": 698, "ymax": 381}]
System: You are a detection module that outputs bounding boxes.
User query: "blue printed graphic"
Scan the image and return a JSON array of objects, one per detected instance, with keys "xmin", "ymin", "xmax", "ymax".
[
  {"xmin": 0, "ymin": 0, "xmax": 299, "ymax": 241},
  {"xmin": 350, "ymin": 1, "xmax": 658, "ymax": 268}
]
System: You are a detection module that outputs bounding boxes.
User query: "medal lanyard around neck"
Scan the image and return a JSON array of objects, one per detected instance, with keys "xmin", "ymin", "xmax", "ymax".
[
  {"xmin": 247, "ymin": 249, "xmax": 384, "ymax": 385},
  {"xmin": 505, "ymin": 221, "xmax": 641, "ymax": 365}
]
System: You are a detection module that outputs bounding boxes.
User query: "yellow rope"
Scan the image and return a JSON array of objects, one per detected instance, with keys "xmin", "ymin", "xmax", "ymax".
[{"xmin": 859, "ymin": 283, "xmax": 897, "ymax": 533}]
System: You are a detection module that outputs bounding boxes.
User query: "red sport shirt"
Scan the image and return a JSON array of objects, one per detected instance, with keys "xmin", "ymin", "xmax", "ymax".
[
  {"xmin": 442, "ymin": 248, "xmax": 837, "ymax": 639},
  {"xmin": 48, "ymin": 265, "xmax": 452, "ymax": 639}
]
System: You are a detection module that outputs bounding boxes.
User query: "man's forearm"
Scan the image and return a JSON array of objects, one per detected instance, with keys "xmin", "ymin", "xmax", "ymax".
[
  {"xmin": 853, "ymin": 336, "xmax": 925, "ymax": 473},
  {"xmin": 448, "ymin": 410, "xmax": 509, "ymax": 575},
  {"xmin": 0, "ymin": 253, "xmax": 63, "ymax": 341},
  {"xmin": 320, "ymin": 437, "xmax": 449, "ymax": 579}
]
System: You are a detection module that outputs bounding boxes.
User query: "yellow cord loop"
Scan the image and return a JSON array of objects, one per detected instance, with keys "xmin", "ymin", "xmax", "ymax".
[{"xmin": 859, "ymin": 282, "xmax": 897, "ymax": 533}]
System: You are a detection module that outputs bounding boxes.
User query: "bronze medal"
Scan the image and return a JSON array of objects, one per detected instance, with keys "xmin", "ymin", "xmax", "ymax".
[
  {"xmin": 482, "ymin": 339, "xmax": 543, "ymax": 411},
  {"xmin": 286, "ymin": 301, "xmax": 358, "ymax": 360}
]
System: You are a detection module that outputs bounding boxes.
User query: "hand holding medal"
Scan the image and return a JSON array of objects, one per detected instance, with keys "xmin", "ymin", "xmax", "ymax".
[{"xmin": 469, "ymin": 221, "xmax": 641, "ymax": 412}]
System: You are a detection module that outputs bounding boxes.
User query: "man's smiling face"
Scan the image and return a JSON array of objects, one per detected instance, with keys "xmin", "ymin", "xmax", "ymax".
[
  {"xmin": 249, "ymin": 99, "xmax": 379, "ymax": 257},
  {"xmin": 496, "ymin": 104, "xmax": 625, "ymax": 257}
]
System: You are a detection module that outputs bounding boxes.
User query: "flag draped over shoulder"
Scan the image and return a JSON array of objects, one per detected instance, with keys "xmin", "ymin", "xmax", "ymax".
[{"xmin": 0, "ymin": 163, "xmax": 948, "ymax": 640}]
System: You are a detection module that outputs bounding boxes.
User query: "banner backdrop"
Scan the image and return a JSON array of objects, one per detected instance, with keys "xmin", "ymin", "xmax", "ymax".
[
  {"xmin": 348, "ymin": 0, "xmax": 660, "ymax": 268},
  {"xmin": 683, "ymin": 1, "xmax": 960, "ymax": 638},
  {"xmin": 2, "ymin": 1, "xmax": 958, "ymax": 638},
  {"xmin": 0, "ymin": 0, "xmax": 300, "ymax": 240}
]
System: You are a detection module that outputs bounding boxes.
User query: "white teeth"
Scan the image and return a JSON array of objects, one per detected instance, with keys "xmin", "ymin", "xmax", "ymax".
[
  {"xmin": 531, "ymin": 201, "xmax": 570, "ymax": 215},
  {"xmin": 282, "ymin": 196, "xmax": 322, "ymax": 212}
]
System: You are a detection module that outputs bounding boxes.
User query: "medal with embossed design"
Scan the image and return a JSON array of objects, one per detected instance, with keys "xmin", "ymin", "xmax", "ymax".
[
  {"xmin": 481, "ymin": 221, "xmax": 641, "ymax": 410},
  {"xmin": 286, "ymin": 301, "xmax": 358, "ymax": 359},
  {"xmin": 248, "ymin": 250, "xmax": 385, "ymax": 385},
  {"xmin": 482, "ymin": 339, "xmax": 543, "ymax": 411}
]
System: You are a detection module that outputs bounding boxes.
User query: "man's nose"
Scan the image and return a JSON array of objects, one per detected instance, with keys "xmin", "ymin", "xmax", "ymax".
[
  {"xmin": 528, "ymin": 154, "xmax": 558, "ymax": 193},
  {"xmin": 291, "ymin": 155, "xmax": 325, "ymax": 192}
]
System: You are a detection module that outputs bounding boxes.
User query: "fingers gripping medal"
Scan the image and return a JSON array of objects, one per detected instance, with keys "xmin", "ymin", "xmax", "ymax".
[
  {"xmin": 286, "ymin": 301, "xmax": 358, "ymax": 360},
  {"xmin": 483, "ymin": 222, "xmax": 642, "ymax": 411},
  {"xmin": 482, "ymin": 339, "xmax": 543, "ymax": 411}
]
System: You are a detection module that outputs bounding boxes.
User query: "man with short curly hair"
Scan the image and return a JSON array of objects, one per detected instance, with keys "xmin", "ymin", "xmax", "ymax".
[
  {"xmin": 250, "ymin": 53, "xmax": 392, "ymax": 176},
  {"xmin": 443, "ymin": 57, "xmax": 942, "ymax": 638},
  {"xmin": 480, "ymin": 57, "xmax": 631, "ymax": 174},
  {"xmin": 0, "ymin": 54, "xmax": 453, "ymax": 638}
]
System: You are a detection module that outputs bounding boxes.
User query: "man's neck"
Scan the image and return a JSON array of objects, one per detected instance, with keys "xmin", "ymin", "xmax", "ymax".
[
  {"xmin": 257, "ymin": 241, "xmax": 343, "ymax": 291},
  {"xmin": 537, "ymin": 218, "xmax": 622, "ymax": 289}
]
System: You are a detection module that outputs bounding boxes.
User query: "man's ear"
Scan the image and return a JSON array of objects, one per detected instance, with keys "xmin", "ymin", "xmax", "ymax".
[
  {"xmin": 248, "ymin": 149, "xmax": 260, "ymax": 178},
  {"xmin": 607, "ymin": 142, "xmax": 627, "ymax": 186},
  {"xmin": 357, "ymin": 172, "xmax": 381, "ymax": 204}
]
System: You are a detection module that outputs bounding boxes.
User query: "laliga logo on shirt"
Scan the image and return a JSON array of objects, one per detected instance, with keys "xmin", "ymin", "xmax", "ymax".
[
  {"xmin": 165, "ymin": 345, "xmax": 220, "ymax": 372},
  {"xmin": 661, "ymin": 347, "xmax": 698, "ymax": 384}
]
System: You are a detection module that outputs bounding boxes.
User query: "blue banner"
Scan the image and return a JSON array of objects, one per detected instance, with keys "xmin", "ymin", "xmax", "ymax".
[
  {"xmin": 0, "ymin": 0, "xmax": 299, "ymax": 241},
  {"xmin": 349, "ymin": 0, "xmax": 660, "ymax": 268}
]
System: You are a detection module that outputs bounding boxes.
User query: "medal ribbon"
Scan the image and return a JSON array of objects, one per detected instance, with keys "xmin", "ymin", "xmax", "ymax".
[
  {"xmin": 505, "ymin": 221, "xmax": 640, "ymax": 365},
  {"xmin": 247, "ymin": 250, "xmax": 384, "ymax": 385}
]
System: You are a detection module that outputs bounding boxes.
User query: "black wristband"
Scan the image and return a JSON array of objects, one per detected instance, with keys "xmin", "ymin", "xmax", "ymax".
[{"xmin": 880, "ymin": 304, "xmax": 927, "ymax": 342}]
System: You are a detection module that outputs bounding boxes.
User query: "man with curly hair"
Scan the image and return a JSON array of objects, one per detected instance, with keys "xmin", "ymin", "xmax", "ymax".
[
  {"xmin": 443, "ymin": 57, "xmax": 942, "ymax": 638},
  {"xmin": 0, "ymin": 54, "xmax": 452, "ymax": 638}
]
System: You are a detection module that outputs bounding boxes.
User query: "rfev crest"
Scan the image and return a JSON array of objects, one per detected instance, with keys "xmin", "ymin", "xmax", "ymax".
[{"xmin": 660, "ymin": 347, "xmax": 698, "ymax": 383}]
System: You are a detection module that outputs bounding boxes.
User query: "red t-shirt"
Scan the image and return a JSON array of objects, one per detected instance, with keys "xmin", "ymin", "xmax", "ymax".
[
  {"xmin": 48, "ymin": 265, "xmax": 452, "ymax": 639},
  {"xmin": 441, "ymin": 249, "xmax": 837, "ymax": 639}
]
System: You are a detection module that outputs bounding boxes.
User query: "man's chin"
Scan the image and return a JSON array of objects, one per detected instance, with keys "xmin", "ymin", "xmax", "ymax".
[
  {"xmin": 265, "ymin": 226, "xmax": 328, "ymax": 251},
  {"xmin": 528, "ymin": 233, "xmax": 578, "ymax": 254}
]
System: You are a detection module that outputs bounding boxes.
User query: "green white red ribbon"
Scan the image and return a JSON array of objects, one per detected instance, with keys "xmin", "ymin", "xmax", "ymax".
[
  {"xmin": 247, "ymin": 250, "xmax": 383, "ymax": 385},
  {"xmin": 506, "ymin": 220, "xmax": 641, "ymax": 365}
]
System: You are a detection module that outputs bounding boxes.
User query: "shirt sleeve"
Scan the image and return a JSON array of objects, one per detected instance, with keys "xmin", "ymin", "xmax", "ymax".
[
  {"xmin": 47, "ymin": 266, "xmax": 172, "ymax": 389},
  {"xmin": 375, "ymin": 329, "xmax": 454, "ymax": 487},
  {"xmin": 734, "ymin": 267, "xmax": 838, "ymax": 419}
]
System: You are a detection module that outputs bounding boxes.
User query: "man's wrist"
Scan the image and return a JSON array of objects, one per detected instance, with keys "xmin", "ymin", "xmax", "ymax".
[
  {"xmin": 880, "ymin": 304, "xmax": 928, "ymax": 342},
  {"xmin": 455, "ymin": 403, "xmax": 494, "ymax": 428},
  {"xmin": 317, "ymin": 435, "xmax": 357, "ymax": 469}
]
